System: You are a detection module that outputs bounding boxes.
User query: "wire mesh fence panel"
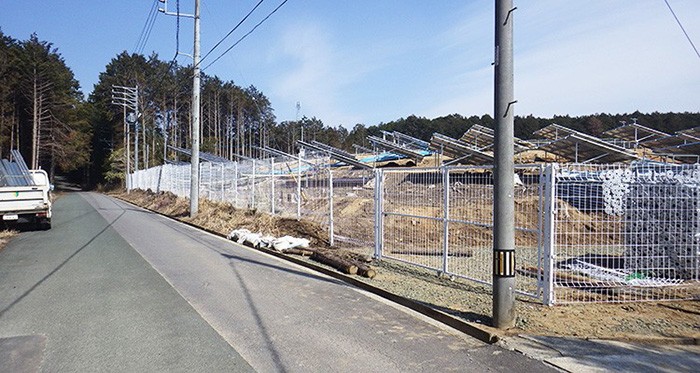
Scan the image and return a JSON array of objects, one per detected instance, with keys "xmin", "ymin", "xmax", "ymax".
[
  {"xmin": 200, "ymin": 162, "xmax": 213, "ymax": 201},
  {"xmin": 377, "ymin": 166, "xmax": 545, "ymax": 299},
  {"xmin": 446, "ymin": 167, "xmax": 495, "ymax": 286},
  {"xmin": 253, "ymin": 158, "xmax": 274, "ymax": 214},
  {"xmin": 550, "ymin": 162, "xmax": 700, "ymax": 303},
  {"xmin": 513, "ymin": 165, "xmax": 545, "ymax": 297},
  {"xmin": 330, "ymin": 168, "xmax": 375, "ymax": 256},
  {"xmin": 299, "ymin": 168, "xmax": 331, "ymax": 229},
  {"xmin": 273, "ymin": 173, "xmax": 300, "ymax": 218},
  {"xmin": 381, "ymin": 168, "xmax": 446, "ymax": 272},
  {"xmin": 128, "ymin": 157, "xmax": 700, "ymax": 306},
  {"xmin": 221, "ymin": 162, "xmax": 239, "ymax": 206}
]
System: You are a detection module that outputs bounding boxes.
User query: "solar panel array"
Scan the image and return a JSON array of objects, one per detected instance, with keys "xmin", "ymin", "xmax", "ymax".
[{"xmin": 0, "ymin": 150, "xmax": 35, "ymax": 187}]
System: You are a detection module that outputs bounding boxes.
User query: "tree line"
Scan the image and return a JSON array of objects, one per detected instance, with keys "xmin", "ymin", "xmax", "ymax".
[
  {"xmin": 1, "ymin": 31, "xmax": 698, "ymax": 188},
  {"xmin": 0, "ymin": 31, "xmax": 89, "ymax": 179}
]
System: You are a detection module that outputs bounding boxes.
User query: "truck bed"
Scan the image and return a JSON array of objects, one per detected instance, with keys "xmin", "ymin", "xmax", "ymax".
[{"xmin": 0, "ymin": 186, "xmax": 49, "ymax": 213}]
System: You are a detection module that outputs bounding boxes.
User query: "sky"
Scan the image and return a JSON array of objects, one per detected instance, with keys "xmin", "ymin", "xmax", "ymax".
[{"xmin": 1, "ymin": 0, "xmax": 698, "ymax": 128}]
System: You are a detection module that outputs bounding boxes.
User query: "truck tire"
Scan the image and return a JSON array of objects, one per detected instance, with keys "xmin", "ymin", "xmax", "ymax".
[{"xmin": 41, "ymin": 218, "xmax": 51, "ymax": 230}]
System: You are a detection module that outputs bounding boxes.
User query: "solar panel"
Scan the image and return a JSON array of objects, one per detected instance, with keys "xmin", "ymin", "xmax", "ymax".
[
  {"xmin": 367, "ymin": 135, "xmax": 427, "ymax": 160},
  {"xmin": 533, "ymin": 123, "xmax": 577, "ymax": 140},
  {"xmin": 429, "ymin": 133, "xmax": 494, "ymax": 165},
  {"xmin": 640, "ymin": 133, "xmax": 700, "ymax": 150},
  {"xmin": 387, "ymin": 131, "xmax": 430, "ymax": 150},
  {"xmin": 298, "ymin": 140, "xmax": 372, "ymax": 169},
  {"xmin": 459, "ymin": 124, "xmax": 535, "ymax": 153},
  {"xmin": 676, "ymin": 126, "xmax": 700, "ymax": 140},
  {"xmin": 168, "ymin": 146, "xmax": 234, "ymax": 163},
  {"xmin": 0, "ymin": 151, "xmax": 36, "ymax": 187},
  {"xmin": 652, "ymin": 141, "xmax": 700, "ymax": 160},
  {"xmin": 603, "ymin": 123, "xmax": 670, "ymax": 143},
  {"xmin": 536, "ymin": 133, "xmax": 639, "ymax": 163}
]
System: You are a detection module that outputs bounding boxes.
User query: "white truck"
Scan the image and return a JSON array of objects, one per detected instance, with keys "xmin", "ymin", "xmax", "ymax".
[{"xmin": 0, "ymin": 168, "xmax": 52, "ymax": 230}]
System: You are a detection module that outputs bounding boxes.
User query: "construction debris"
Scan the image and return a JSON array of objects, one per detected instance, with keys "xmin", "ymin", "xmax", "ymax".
[{"xmin": 226, "ymin": 228, "xmax": 376, "ymax": 278}]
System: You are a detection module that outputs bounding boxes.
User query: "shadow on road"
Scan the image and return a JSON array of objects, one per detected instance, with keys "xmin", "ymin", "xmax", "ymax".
[
  {"xmin": 228, "ymin": 262, "xmax": 289, "ymax": 373},
  {"xmin": 220, "ymin": 252, "xmax": 345, "ymax": 288},
  {"xmin": 0, "ymin": 209, "xmax": 126, "ymax": 319}
]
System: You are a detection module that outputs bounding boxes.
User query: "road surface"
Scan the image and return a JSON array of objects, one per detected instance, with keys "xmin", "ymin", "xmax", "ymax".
[{"xmin": 0, "ymin": 192, "xmax": 555, "ymax": 372}]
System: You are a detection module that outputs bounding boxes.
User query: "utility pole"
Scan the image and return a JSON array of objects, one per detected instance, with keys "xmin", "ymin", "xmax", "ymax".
[
  {"xmin": 190, "ymin": 0, "xmax": 201, "ymax": 217},
  {"xmin": 134, "ymin": 86, "xmax": 139, "ymax": 172},
  {"xmin": 112, "ymin": 85, "xmax": 139, "ymax": 192},
  {"xmin": 159, "ymin": 0, "xmax": 200, "ymax": 217},
  {"xmin": 493, "ymin": 0, "xmax": 516, "ymax": 329},
  {"xmin": 296, "ymin": 101, "xmax": 303, "ymax": 143}
]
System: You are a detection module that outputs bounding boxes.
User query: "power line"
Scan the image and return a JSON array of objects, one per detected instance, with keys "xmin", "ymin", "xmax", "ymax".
[
  {"xmin": 200, "ymin": 0, "xmax": 266, "ymax": 65},
  {"xmin": 139, "ymin": 9, "xmax": 159, "ymax": 54},
  {"xmin": 202, "ymin": 0, "xmax": 290, "ymax": 71},
  {"xmin": 663, "ymin": 0, "xmax": 700, "ymax": 60},
  {"xmin": 133, "ymin": 0, "xmax": 157, "ymax": 53},
  {"xmin": 134, "ymin": 0, "xmax": 159, "ymax": 54}
]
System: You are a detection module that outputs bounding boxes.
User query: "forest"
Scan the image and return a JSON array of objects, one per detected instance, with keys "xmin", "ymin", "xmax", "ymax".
[{"xmin": 1, "ymin": 31, "xmax": 699, "ymax": 188}]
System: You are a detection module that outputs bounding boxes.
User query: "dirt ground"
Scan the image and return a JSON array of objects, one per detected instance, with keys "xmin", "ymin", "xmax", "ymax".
[{"xmin": 117, "ymin": 189, "xmax": 700, "ymax": 341}]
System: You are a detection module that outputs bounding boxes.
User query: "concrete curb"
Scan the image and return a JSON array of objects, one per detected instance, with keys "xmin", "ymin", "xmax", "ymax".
[
  {"xmin": 592, "ymin": 336, "xmax": 700, "ymax": 346},
  {"xmin": 113, "ymin": 195, "xmax": 501, "ymax": 344}
]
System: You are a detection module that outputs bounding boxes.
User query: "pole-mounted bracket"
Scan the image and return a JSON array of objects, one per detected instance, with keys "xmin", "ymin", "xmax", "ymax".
[
  {"xmin": 503, "ymin": 100, "xmax": 518, "ymax": 118},
  {"xmin": 503, "ymin": 7, "xmax": 518, "ymax": 26}
]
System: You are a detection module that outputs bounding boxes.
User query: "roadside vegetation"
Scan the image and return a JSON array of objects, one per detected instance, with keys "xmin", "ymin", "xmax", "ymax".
[{"xmin": 0, "ymin": 229, "xmax": 18, "ymax": 252}]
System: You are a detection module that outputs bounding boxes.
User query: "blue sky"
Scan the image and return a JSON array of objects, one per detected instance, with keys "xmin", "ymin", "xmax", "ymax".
[{"xmin": 1, "ymin": 0, "xmax": 698, "ymax": 128}]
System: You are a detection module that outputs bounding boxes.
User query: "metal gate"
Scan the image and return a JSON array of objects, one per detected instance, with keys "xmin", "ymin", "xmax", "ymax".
[{"xmin": 374, "ymin": 166, "xmax": 545, "ymax": 300}]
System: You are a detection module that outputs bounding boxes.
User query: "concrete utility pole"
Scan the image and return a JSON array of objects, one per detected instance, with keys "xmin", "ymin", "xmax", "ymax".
[
  {"xmin": 111, "ymin": 85, "xmax": 139, "ymax": 192},
  {"xmin": 190, "ymin": 0, "xmax": 201, "ymax": 217},
  {"xmin": 134, "ymin": 88, "xmax": 140, "ymax": 174},
  {"xmin": 159, "ymin": 0, "xmax": 200, "ymax": 217},
  {"xmin": 493, "ymin": 0, "xmax": 517, "ymax": 329}
]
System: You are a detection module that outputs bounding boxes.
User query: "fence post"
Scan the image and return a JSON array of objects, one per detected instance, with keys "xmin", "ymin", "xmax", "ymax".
[
  {"xmin": 271, "ymin": 158, "xmax": 276, "ymax": 214},
  {"xmin": 297, "ymin": 151, "xmax": 302, "ymax": 218},
  {"xmin": 205, "ymin": 162, "xmax": 210, "ymax": 200},
  {"xmin": 234, "ymin": 162, "xmax": 238, "ymax": 207},
  {"xmin": 542, "ymin": 163, "xmax": 557, "ymax": 306},
  {"xmin": 373, "ymin": 169, "xmax": 384, "ymax": 259},
  {"xmin": 252, "ymin": 159, "xmax": 256, "ymax": 209},
  {"xmin": 442, "ymin": 167, "xmax": 450, "ymax": 275},
  {"xmin": 328, "ymin": 168, "xmax": 334, "ymax": 247}
]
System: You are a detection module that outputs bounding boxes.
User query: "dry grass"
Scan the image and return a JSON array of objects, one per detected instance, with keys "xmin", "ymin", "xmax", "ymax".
[
  {"xmin": 0, "ymin": 229, "xmax": 18, "ymax": 252},
  {"xmin": 118, "ymin": 189, "xmax": 330, "ymax": 247}
]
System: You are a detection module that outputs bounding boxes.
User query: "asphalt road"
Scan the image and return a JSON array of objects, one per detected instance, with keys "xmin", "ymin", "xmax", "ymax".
[{"xmin": 0, "ymin": 192, "xmax": 556, "ymax": 372}]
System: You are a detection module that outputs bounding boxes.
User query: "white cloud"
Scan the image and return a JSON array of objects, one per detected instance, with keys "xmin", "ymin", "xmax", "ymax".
[
  {"xmin": 424, "ymin": 1, "xmax": 700, "ymax": 120},
  {"xmin": 266, "ymin": 21, "xmax": 393, "ymax": 126}
]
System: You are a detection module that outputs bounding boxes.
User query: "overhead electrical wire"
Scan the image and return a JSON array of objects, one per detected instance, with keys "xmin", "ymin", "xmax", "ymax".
[
  {"xmin": 199, "ymin": 0, "xmax": 266, "ymax": 65},
  {"xmin": 663, "ymin": 0, "xmax": 700, "ymax": 60},
  {"xmin": 202, "ymin": 0, "xmax": 290, "ymax": 72},
  {"xmin": 149, "ymin": 0, "xmax": 182, "ymax": 101},
  {"xmin": 134, "ymin": 0, "xmax": 159, "ymax": 55}
]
